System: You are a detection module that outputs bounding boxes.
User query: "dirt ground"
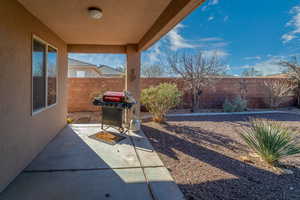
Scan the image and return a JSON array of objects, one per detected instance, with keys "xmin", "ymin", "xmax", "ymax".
[{"xmin": 142, "ymin": 113, "xmax": 300, "ymax": 200}]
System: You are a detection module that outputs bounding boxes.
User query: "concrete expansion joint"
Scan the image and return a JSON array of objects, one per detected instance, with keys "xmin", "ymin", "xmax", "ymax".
[
  {"xmin": 128, "ymin": 135, "xmax": 157, "ymax": 200},
  {"xmin": 23, "ymin": 165, "xmax": 165, "ymax": 173}
]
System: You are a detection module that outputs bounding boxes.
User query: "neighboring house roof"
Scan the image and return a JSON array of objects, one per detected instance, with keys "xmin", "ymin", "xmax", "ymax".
[
  {"xmin": 68, "ymin": 58, "xmax": 97, "ymax": 66},
  {"xmin": 98, "ymin": 65, "xmax": 123, "ymax": 76},
  {"xmin": 68, "ymin": 58, "xmax": 123, "ymax": 77}
]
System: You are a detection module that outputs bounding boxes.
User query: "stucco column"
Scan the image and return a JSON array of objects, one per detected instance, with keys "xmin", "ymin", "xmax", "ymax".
[{"xmin": 125, "ymin": 44, "xmax": 141, "ymax": 125}]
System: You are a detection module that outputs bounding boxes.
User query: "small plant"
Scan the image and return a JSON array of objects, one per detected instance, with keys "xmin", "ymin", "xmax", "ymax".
[
  {"xmin": 223, "ymin": 99, "xmax": 235, "ymax": 112},
  {"xmin": 141, "ymin": 83, "xmax": 182, "ymax": 123},
  {"xmin": 240, "ymin": 118, "xmax": 300, "ymax": 165},
  {"xmin": 223, "ymin": 96, "xmax": 247, "ymax": 112},
  {"xmin": 234, "ymin": 96, "xmax": 248, "ymax": 111},
  {"xmin": 67, "ymin": 118, "xmax": 73, "ymax": 124},
  {"xmin": 263, "ymin": 80, "xmax": 295, "ymax": 108}
]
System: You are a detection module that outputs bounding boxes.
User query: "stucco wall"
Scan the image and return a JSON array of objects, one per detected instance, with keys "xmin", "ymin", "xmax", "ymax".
[
  {"xmin": 68, "ymin": 77, "xmax": 296, "ymax": 112},
  {"xmin": 0, "ymin": 0, "xmax": 68, "ymax": 191}
]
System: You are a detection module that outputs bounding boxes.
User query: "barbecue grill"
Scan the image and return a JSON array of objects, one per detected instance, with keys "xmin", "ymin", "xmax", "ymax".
[{"xmin": 93, "ymin": 91, "xmax": 136, "ymax": 134}]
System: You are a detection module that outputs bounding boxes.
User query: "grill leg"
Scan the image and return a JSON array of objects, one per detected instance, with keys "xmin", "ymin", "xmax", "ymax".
[{"xmin": 101, "ymin": 109, "xmax": 104, "ymax": 130}]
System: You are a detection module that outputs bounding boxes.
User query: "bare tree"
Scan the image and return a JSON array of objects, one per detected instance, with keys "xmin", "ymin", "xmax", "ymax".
[
  {"xmin": 263, "ymin": 80, "xmax": 295, "ymax": 108},
  {"xmin": 141, "ymin": 64, "xmax": 165, "ymax": 77},
  {"xmin": 167, "ymin": 51, "xmax": 226, "ymax": 112},
  {"xmin": 237, "ymin": 79, "xmax": 248, "ymax": 100},
  {"xmin": 242, "ymin": 67, "xmax": 262, "ymax": 77},
  {"xmin": 280, "ymin": 60, "xmax": 300, "ymax": 106}
]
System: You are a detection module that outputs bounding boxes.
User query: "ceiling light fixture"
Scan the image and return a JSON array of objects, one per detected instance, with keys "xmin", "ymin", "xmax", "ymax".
[{"xmin": 88, "ymin": 7, "xmax": 103, "ymax": 19}]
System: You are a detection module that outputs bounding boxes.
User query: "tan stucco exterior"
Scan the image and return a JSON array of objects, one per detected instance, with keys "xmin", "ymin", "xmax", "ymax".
[
  {"xmin": 125, "ymin": 45, "xmax": 141, "ymax": 123},
  {"xmin": 0, "ymin": 0, "xmax": 68, "ymax": 191}
]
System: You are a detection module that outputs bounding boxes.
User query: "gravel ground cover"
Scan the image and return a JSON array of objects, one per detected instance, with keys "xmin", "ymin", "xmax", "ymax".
[{"xmin": 142, "ymin": 113, "xmax": 300, "ymax": 200}]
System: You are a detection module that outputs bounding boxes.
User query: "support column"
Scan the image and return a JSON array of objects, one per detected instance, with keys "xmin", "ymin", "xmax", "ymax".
[{"xmin": 125, "ymin": 44, "xmax": 141, "ymax": 125}]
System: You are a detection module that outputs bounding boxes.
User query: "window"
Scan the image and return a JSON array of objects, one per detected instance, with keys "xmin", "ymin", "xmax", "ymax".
[
  {"xmin": 76, "ymin": 70, "xmax": 86, "ymax": 77},
  {"xmin": 32, "ymin": 36, "xmax": 58, "ymax": 114},
  {"xmin": 47, "ymin": 46, "xmax": 57, "ymax": 106}
]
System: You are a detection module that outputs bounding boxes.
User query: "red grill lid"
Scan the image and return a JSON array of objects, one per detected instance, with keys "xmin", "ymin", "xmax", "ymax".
[
  {"xmin": 103, "ymin": 91, "xmax": 125, "ymax": 102},
  {"xmin": 103, "ymin": 91, "xmax": 125, "ymax": 97}
]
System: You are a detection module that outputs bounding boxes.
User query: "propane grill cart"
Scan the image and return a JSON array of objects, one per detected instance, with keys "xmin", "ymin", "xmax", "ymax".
[{"xmin": 92, "ymin": 91, "xmax": 136, "ymax": 134}]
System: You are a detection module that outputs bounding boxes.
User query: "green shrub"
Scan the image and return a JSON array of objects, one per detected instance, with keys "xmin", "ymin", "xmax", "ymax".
[
  {"xmin": 223, "ymin": 99, "xmax": 235, "ymax": 112},
  {"xmin": 141, "ymin": 83, "xmax": 182, "ymax": 123},
  {"xmin": 234, "ymin": 96, "xmax": 247, "ymax": 111},
  {"xmin": 240, "ymin": 119, "xmax": 300, "ymax": 165},
  {"xmin": 223, "ymin": 96, "xmax": 247, "ymax": 112}
]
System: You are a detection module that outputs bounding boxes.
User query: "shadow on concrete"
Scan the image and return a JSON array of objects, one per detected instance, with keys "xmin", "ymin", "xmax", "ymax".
[{"xmin": 0, "ymin": 126, "xmax": 160, "ymax": 200}]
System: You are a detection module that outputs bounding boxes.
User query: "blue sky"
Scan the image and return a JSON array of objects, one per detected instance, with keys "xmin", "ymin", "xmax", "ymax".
[{"xmin": 70, "ymin": 0, "xmax": 300, "ymax": 76}]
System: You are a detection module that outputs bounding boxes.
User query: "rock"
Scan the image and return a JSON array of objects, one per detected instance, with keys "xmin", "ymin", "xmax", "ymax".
[
  {"xmin": 282, "ymin": 169, "xmax": 294, "ymax": 175},
  {"xmin": 240, "ymin": 156, "xmax": 253, "ymax": 163},
  {"xmin": 249, "ymin": 152, "xmax": 260, "ymax": 158}
]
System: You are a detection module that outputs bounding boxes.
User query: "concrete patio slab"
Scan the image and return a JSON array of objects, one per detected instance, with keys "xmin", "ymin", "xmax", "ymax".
[
  {"xmin": 1, "ymin": 125, "xmax": 184, "ymax": 200},
  {"xmin": 0, "ymin": 169, "xmax": 153, "ymax": 200},
  {"xmin": 145, "ymin": 167, "xmax": 185, "ymax": 200},
  {"xmin": 129, "ymin": 130, "xmax": 164, "ymax": 167},
  {"xmin": 26, "ymin": 125, "xmax": 140, "ymax": 171}
]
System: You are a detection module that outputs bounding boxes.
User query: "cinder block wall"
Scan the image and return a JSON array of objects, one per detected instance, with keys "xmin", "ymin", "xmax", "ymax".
[
  {"xmin": 68, "ymin": 78, "xmax": 125, "ymax": 112},
  {"xmin": 68, "ymin": 77, "xmax": 296, "ymax": 112}
]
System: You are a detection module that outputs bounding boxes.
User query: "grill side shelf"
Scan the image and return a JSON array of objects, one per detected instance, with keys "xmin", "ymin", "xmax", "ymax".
[{"xmin": 93, "ymin": 98, "xmax": 134, "ymax": 109}]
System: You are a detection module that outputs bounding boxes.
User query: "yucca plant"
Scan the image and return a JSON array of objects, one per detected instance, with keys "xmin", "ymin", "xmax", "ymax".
[{"xmin": 240, "ymin": 118, "xmax": 300, "ymax": 165}]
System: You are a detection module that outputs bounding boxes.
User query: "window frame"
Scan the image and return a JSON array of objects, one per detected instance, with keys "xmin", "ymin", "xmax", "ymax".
[{"xmin": 31, "ymin": 35, "xmax": 58, "ymax": 115}]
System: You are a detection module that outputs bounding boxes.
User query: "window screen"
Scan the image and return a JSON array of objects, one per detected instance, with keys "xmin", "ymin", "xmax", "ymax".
[
  {"xmin": 47, "ymin": 46, "xmax": 57, "ymax": 106},
  {"xmin": 32, "ymin": 39, "xmax": 46, "ymax": 112}
]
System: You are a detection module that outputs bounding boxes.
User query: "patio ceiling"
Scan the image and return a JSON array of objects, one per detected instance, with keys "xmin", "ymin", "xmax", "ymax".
[{"xmin": 18, "ymin": 0, "xmax": 204, "ymax": 52}]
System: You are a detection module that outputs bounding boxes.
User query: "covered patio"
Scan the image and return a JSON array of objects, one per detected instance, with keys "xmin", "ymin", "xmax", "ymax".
[
  {"xmin": 0, "ymin": 125, "xmax": 184, "ymax": 200},
  {"xmin": 0, "ymin": 0, "xmax": 204, "ymax": 198}
]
